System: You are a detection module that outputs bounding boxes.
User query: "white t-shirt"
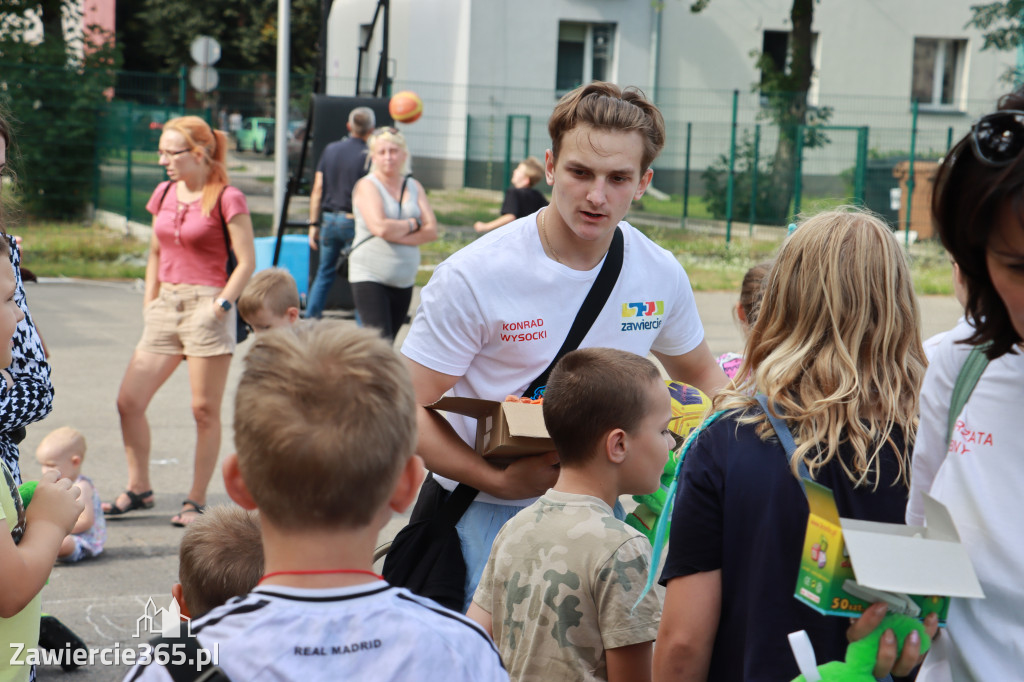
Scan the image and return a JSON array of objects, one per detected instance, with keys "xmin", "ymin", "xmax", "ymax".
[
  {"xmin": 908, "ymin": 320, "xmax": 1024, "ymax": 682},
  {"xmin": 401, "ymin": 214, "xmax": 705, "ymax": 505},
  {"xmin": 123, "ymin": 582, "xmax": 508, "ymax": 682},
  {"xmin": 350, "ymin": 175, "xmax": 422, "ymax": 288}
]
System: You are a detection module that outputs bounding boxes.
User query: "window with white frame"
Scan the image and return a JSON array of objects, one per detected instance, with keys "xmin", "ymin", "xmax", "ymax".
[
  {"xmin": 759, "ymin": 29, "xmax": 820, "ymax": 106},
  {"xmin": 911, "ymin": 38, "xmax": 967, "ymax": 109},
  {"xmin": 556, "ymin": 22, "xmax": 616, "ymax": 94}
]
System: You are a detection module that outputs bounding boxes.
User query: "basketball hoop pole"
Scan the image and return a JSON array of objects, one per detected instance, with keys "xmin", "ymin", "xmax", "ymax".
[
  {"xmin": 356, "ymin": 0, "xmax": 391, "ymax": 97},
  {"xmin": 273, "ymin": 0, "xmax": 291, "ymax": 233},
  {"xmin": 271, "ymin": 0, "xmax": 336, "ymax": 266}
]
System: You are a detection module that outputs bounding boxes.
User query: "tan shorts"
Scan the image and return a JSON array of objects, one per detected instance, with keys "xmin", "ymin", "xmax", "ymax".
[{"xmin": 137, "ymin": 283, "xmax": 236, "ymax": 357}]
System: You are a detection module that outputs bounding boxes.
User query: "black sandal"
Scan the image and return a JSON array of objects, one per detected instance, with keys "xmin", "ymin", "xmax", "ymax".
[
  {"xmin": 171, "ymin": 499, "xmax": 206, "ymax": 527},
  {"xmin": 102, "ymin": 489, "xmax": 154, "ymax": 516}
]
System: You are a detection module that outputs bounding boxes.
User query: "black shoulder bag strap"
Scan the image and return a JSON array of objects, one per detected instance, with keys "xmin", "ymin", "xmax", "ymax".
[
  {"xmin": 215, "ymin": 186, "xmax": 235, "ymax": 273},
  {"xmin": 158, "ymin": 180, "xmax": 173, "ymax": 209},
  {"xmin": 444, "ymin": 226, "xmax": 626, "ymax": 516},
  {"xmin": 344, "ymin": 173, "xmax": 411, "ymax": 259}
]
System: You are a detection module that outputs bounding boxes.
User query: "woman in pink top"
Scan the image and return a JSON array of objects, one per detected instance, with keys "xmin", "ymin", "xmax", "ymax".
[{"xmin": 103, "ymin": 116, "xmax": 255, "ymax": 527}]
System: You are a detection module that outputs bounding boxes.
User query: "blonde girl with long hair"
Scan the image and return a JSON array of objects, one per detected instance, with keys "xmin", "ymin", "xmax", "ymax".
[
  {"xmin": 105, "ymin": 116, "xmax": 254, "ymax": 527},
  {"xmin": 654, "ymin": 208, "xmax": 935, "ymax": 681}
]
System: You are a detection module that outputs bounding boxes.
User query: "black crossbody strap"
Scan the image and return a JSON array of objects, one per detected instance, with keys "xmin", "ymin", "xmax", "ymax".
[
  {"xmin": 443, "ymin": 226, "xmax": 625, "ymax": 511},
  {"xmin": 158, "ymin": 181, "xmax": 173, "ymax": 209},
  {"xmin": 523, "ymin": 226, "xmax": 624, "ymax": 400},
  {"xmin": 215, "ymin": 186, "xmax": 233, "ymax": 270},
  {"xmin": 348, "ymin": 174, "xmax": 412, "ymax": 255}
]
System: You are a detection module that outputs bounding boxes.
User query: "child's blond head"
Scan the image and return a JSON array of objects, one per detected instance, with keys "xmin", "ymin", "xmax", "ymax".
[
  {"xmin": 178, "ymin": 505, "xmax": 263, "ymax": 619},
  {"xmin": 720, "ymin": 207, "xmax": 926, "ymax": 488},
  {"xmin": 233, "ymin": 320, "xmax": 416, "ymax": 530},
  {"xmin": 518, "ymin": 157, "xmax": 544, "ymax": 186},
  {"xmin": 238, "ymin": 268, "xmax": 300, "ymax": 321},
  {"xmin": 35, "ymin": 427, "xmax": 86, "ymax": 477}
]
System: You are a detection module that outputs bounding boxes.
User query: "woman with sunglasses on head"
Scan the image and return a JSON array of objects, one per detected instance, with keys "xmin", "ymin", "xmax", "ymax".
[
  {"xmin": 907, "ymin": 93, "xmax": 1024, "ymax": 681},
  {"xmin": 349, "ymin": 127, "xmax": 437, "ymax": 341},
  {"xmin": 104, "ymin": 116, "xmax": 254, "ymax": 527}
]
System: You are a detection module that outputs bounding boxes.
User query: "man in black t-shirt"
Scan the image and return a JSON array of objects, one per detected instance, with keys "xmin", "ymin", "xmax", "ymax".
[
  {"xmin": 473, "ymin": 156, "xmax": 547, "ymax": 233},
  {"xmin": 305, "ymin": 107, "xmax": 374, "ymax": 318}
]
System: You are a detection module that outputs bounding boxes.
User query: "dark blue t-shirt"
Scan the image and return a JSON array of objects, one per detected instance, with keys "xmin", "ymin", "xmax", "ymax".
[
  {"xmin": 316, "ymin": 136, "xmax": 369, "ymax": 213},
  {"xmin": 660, "ymin": 410, "xmax": 909, "ymax": 682}
]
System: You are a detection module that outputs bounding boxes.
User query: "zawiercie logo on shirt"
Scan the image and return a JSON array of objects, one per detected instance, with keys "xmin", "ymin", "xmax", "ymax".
[
  {"xmin": 621, "ymin": 301, "xmax": 664, "ymax": 332},
  {"xmin": 501, "ymin": 318, "xmax": 547, "ymax": 343}
]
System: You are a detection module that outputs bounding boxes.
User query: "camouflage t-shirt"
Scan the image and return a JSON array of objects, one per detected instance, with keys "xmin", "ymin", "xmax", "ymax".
[{"xmin": 473, "ymin": 490, "xmax": 661, "ymax": 681}]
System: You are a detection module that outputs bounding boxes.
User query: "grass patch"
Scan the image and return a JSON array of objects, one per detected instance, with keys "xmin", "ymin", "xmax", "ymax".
[
  {"xmin": 28, "ymin": 182, "xmax": 955, "ymax": 299},
  {"xmin": 427, "ymin": 189, "xmax": 508, "ymax": 226},
  {"xmin": 908, "ymin": 238, "xmax": 954, "ymax": 296},
  {"xmin": 633, "ymin": 195, "xmax": 714, "ymax": 220},
  {"xmin": 18, "ymin": 223, "xmax": 149, "ymax": 280}
]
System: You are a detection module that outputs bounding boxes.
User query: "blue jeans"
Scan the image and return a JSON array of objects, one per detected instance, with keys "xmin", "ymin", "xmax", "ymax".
[
  {"xmin": 456, "ymin": 496, "xmax": 626, "ymax": 613},
  {"xmin": 305, "ymin": 212, "xmax": 354, "ymax": 318}
]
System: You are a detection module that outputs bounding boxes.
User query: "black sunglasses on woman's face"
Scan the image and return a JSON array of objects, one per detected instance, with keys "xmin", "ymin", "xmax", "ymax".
[{"xmin": 970, "ymin": 110, "xmax": 1024, "ymax": 167}]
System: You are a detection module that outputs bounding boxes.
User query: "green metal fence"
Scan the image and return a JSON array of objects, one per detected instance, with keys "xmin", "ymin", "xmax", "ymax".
[{"xmin": 0, "ymin": 61, "xmax": 1004, "ymax": 238}]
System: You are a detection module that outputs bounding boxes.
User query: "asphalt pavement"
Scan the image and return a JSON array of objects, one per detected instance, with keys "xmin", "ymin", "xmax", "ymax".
[{"xmin": 19, "ymin": 277, "xmax": 963, "ymax": 680}]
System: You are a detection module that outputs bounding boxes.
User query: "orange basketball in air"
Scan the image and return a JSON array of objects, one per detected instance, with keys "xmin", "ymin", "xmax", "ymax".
[{"xmin": 389, "ymin": 91, "xmax": 423, "ymax": 124}]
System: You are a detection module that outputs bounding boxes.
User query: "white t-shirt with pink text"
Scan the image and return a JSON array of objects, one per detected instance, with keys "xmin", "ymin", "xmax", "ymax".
[
  {"xmin": 908, "ymin": 319, "xmax": 1024, "ymax": 682},
  {"xmin": 402, "ymin": 213, "xmax": 705, "ymax": 505}
]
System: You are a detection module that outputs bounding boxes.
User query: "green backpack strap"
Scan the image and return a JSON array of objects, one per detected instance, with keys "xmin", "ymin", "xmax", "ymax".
[{"xmin": 946, "ymin": 342, "xmax": 991, "ymax": 446}]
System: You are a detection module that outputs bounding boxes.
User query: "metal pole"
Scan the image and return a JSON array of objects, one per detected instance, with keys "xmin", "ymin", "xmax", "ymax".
[
  {"xmin": 905, "ymin": 99, "xmax": 919, "ymax": 247},
  {"xmin": 854, "ymin": 126, "xmax": 868, "ymax": 205},
  {"xmin": 681, "ymin": 122, "xmax": 692, "ymax": 227},
  {"xmin": 178, "ymin": 66, "xmax": 187, "ymax": 112},
  {"xmin": 947, "ymin": 125, "xmax": 954, "ymax": 152},
  {"xmin": 273, "ymin": 0, "xmax": 291, "ymax": 239},
  {"xmin": 793, "ymin": 125, "xmax": 805, "ymax": 218},
  {"xmin": 749, "ymin": 123, "xmax": 760, "ymax": 236},
  {"xmin": 725, "ymin": 89, "xmax": 738, "ymax": 243},
  {"xmin": 503, "ymin": 115, "xmax": 514, "ymax": 190},
  {"xmin": 523, "ymin": 116, "xmax": 531, "ymax": 161},
  {"xmin": 125, "ymin": 101, "xmax": 134, "ymax": 222},
  {"xmin": 463, "ymin": 114, "xmax": 472, "ymax": 188},
  {"xmin": 377, "ymin": 0, "xmax": 390, "ymax": 97}
]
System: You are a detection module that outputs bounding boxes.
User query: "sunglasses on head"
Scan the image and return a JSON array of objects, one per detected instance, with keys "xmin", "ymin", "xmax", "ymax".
[
  {"xmin": 374, "ymin": 126, "xmax": 401, "ymax": 137},
  {"xmin": 970, "ymin": 110, "xmax": 1024, "ymax": 167}
]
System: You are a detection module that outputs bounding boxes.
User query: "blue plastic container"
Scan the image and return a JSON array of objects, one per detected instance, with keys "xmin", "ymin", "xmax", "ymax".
[{"xmin": 253, "ymin": 235, "xmax": 309, "ymax": 300}]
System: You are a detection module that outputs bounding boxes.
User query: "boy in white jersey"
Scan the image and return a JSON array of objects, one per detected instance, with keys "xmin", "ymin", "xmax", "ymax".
[
  {"xmin": 397, "ymin": 81, "xmax": 728, "ymax": 611},
  {"xmin": 125, "ymin": 320, "xmax": 507, "ymax": 682}
]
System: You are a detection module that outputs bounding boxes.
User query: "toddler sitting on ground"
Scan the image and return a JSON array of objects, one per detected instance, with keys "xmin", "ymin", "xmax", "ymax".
[{"xmin": 35, "ymin": 427, "xmax": 104, "ymax": 563}]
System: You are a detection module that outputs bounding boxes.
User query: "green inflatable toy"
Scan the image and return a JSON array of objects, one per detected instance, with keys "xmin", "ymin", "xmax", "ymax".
[
  {"xmin": 18, "ymin": 480, "xmax": 36, "ymax": 507},
  {"xmin": 790, "ymin": 614, "xmax": 931, "ymax": 682},
  {"xmin": 625, "ymin": 381, "xmax": 710, "ymax": 542}
]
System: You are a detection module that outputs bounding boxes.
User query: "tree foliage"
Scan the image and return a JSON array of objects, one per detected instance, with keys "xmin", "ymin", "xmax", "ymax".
[
  {"xmin": 0, "ymin": 1, "xmax": 121, "ymax": 219},
  {"xmin": 135, "ymin": 0, "xmax": 322, "ymax": 74},
  {"xmin": 693, "ymin": 0, "xmax": 825, "ymax": 223},
  {"xmin": 968, "ymin": 1, "xmax": 1024, "ymax": 51}
]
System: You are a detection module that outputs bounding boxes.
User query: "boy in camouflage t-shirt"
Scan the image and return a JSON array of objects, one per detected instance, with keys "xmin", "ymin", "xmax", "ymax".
[{"xmin": 469, "ymin": 348, "xmax": 672, "ymax": 682}]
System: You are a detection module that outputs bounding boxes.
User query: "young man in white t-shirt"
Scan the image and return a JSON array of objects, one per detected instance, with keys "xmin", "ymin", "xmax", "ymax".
[{"xmin": 399, "ymin": 81, "xmax": 728, "ymax": 611}]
